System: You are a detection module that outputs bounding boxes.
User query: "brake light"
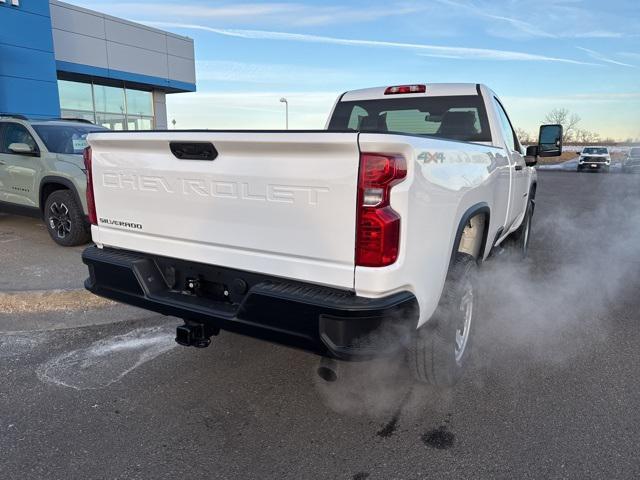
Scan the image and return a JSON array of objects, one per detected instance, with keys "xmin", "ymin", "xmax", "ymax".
[
  {"xmin": 384, "ymin": 85, "xmax": 426, "ymax": 95},
  {"xmin": 83, "ymin": 146, "xmax": 97, "ymax": 225},
  {"xmin": 356, "ymin": 153, "xmax": 407, "ymax": 267}
]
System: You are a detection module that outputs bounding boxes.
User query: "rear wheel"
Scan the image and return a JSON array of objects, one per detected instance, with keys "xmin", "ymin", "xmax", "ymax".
[
  {"xmin": 407, "ymin": 253, "xmax": 478, "ymax": 387},
  {"xmin": 44, "ymin": 190, "xmax": 91, "ymax": 247}
]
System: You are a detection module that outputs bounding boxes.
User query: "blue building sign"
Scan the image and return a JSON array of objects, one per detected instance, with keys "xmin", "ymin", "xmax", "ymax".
[{"xmin": 0, "ymin": 0, "xmax": 61, "ymax": 118}]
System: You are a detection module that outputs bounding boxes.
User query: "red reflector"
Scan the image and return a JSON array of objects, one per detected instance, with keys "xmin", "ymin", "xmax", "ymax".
[
  {"xmin": 356, "ymin": 153, "xmax": 407, "ymax": 267},
  {"xmin": 83, "ymin": 146, "xmax": 97, "ymax": 226},
  {"xmin": 384, "ymin": 84, "xmax": 426, "ymax": 95}
]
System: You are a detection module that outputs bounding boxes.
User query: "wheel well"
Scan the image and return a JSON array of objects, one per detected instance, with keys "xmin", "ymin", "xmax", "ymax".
[
  {"xmin": 458, "ymin": 212, "xmax": 489, "ymax": 260},
  {"xmin": 40, "ymin": 182, "xmax": 69, "ymax": 212}
]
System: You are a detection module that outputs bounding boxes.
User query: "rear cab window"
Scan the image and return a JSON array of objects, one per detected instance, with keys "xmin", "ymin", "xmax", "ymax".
[{"xmin": 328, "ymin": 95, "xmax": 491, "ymax": 143}]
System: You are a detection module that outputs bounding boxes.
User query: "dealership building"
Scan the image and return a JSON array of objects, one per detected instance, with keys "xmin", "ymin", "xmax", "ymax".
[{"xmin": 0, "ymin": 0, "xmax": 196, "ymax": 129}]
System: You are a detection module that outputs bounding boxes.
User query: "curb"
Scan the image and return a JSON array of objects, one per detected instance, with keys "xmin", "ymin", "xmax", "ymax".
[
  {"xmin": 0, "ymin": 289, "xmax": 153, "ymax": 333},
  {"xmin": 0, "ymin": 289, "xmax": 113, "ymax": 315}
]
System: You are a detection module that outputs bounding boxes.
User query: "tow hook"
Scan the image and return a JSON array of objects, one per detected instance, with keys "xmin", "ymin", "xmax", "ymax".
[{"xmin": 175, "ymin": 321, "xmax": 219, "ymax": 348}]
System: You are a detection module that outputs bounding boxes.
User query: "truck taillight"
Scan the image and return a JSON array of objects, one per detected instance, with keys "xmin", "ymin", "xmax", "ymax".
[
  {"xmin": 356, "ymin": 153, "xmax": 407, "ymax": 267},
  {"xmin": 83, "ymin": 146, "xmax": 97, "ymax": 225}
]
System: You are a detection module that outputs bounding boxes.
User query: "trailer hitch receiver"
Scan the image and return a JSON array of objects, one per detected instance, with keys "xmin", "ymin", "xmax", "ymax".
[{"xmin": 175, "ymin": 321, "xmax": 219, "ymax": 348}]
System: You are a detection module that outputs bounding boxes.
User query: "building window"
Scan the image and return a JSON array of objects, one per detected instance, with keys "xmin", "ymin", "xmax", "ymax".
[
  {"xmin": 58, "ymin": 80, "xmax": 93, "ymax": 112},
  {"xmin": 58, "ymin": 80, "xmax": 155, "ymax": 130},
  {"xmin": 94, "ymin": 85, "xmax": 126, "ymax": 115},
  {"xmin": 126, "ymin": 89, "xmax": 153, "ymax": 117}
]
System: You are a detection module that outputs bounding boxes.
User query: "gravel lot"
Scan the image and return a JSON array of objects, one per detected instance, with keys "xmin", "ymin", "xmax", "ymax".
[{"xmin": 1, "ymin": 171, "xmax": 639, "ymax": 480}]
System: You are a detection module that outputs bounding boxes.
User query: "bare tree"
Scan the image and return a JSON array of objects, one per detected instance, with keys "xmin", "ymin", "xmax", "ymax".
[
  {"xmin": 544, "ymin": 108, "xmax": 581, "ymax": 143},
  {"xmin": 515, "ymin": 127, "xmax": 534, "ymax": 145},
  {"xmin": 576, "ymin": 129, "xmax": 600, "ymax": 144}
]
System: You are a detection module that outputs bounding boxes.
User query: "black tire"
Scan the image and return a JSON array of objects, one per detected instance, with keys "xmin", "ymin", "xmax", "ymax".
[
  {"xmin": 504, "ymin": 195, "xmax": 534, "ymax": 259},
  {"xmin": 408, "ymin": 253, "xmax": 478, "ymax": 387},
  {"xmin": 44, "ymin": 190, "xmax": 91, "ymax": 247}
]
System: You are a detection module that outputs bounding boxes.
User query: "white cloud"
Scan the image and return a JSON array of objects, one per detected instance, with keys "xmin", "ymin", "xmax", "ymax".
[
  {"xmin": 434, "ymin": 0, "xmax": 626, "ymax": 40},
  {"xmin": 617, "ymin": 52, "xmax": 640, "ymax": 61},
  {"xmin": 195, "ymin": 60, "xmax": 357, "ymax": 86},
  {"xmin": 145, "ymin": 22, "xmax": 598, "ymax": 65},
  {"xmin": 577, "ymin": 47, "xmax": 637, "ymax": 68},
  {"xmin": 76, "ymin": 1, "xmax": 430, "ymax": 27}
]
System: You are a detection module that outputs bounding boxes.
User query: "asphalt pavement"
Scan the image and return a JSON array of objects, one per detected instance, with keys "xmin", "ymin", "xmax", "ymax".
[
  {"xmin": 1, "ymin": 170, "xmax": 639, "ymax": 480},
  {"xmin": 0, "ymin": 215, "xmax": 87, "ymax": 291}
]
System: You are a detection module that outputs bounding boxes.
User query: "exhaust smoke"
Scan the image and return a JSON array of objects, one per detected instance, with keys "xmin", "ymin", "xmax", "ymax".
[{"xmin": 315, "ymin": 174, "xmax": 640, "ymax": 418}]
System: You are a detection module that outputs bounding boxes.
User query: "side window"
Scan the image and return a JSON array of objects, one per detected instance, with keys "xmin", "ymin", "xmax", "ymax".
[
  {"xmin": 1, "ymin": 123, "xmax": 38, "ymax": 154},
  {"xmin": 493, "ymin": 98, "xmax": 519, "ymax": 152},
  {"xmin": 347, "ymin": 106, "xmax": 368, "ymax": 130}
]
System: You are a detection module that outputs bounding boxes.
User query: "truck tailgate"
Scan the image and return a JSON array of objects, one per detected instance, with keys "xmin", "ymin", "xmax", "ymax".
[{"xmin": 88, "ymin": 132, "xmax": 361, "ymax": 289}]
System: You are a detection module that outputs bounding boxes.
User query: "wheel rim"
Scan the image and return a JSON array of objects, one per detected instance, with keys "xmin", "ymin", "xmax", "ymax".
[
  {"xmin": 48, "ymin": 202, "xmax": 72, "ymax": 239},
  {"xmin": 454, "ymin": 280, "xmax": 474, "ymax": 363}
]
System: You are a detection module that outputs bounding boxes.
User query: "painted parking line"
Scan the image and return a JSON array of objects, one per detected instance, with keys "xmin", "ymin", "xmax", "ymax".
[{"xmin": 0, "ymin": 289, "xmax": 113, "ymax": 314}]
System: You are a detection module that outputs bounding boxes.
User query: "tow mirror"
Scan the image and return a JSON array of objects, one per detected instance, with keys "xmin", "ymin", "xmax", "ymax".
[
  {"xmin": 8, "ymin": 142, "xmax": 36, "ymax": 155},
  {"xmin": 538, "ymin": 124, "xmax": 563, "ymax": 157}
]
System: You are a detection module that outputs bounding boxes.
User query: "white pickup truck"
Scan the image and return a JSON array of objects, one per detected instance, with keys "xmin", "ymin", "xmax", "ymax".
[{"xmin": 82, "ymin": 83, "xmax": 562, "ymax": 386}]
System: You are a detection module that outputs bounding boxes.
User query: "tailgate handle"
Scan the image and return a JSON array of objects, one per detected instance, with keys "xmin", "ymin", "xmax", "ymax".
[{"xmin": 170, "ymin": 142, "xmax": 218, "ymax": 161}]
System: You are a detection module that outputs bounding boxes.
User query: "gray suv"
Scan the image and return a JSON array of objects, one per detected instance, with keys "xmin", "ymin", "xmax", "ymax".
[{"xmin": 0, "ymin": 114, "xmax": 108, "ymax": 246}]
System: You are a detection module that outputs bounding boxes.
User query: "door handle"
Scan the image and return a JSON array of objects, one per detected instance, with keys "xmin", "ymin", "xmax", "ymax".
[{"xmin": 515, "ymin": 165, "xmax": 523, "ymax": 171}]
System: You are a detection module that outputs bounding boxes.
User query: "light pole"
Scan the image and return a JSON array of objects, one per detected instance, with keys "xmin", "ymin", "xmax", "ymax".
[{"xmin": 279, "ymin": 97, "xmax": 288, "ymax": 130}]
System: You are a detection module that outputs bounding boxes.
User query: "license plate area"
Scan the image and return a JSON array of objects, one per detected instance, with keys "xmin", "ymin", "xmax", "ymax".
[
  {"xmin": 128, "ymin": 254, "xmax": 273, "ymax": 318},
  {"xmin": 154, "ymin": 258, "xmax": 256, "ymax": 306}
]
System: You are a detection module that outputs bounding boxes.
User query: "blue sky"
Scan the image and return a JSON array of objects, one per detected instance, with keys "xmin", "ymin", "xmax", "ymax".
[{"xmin": 80, "ymin": 0, "xmax": 639, "ymax": 140}]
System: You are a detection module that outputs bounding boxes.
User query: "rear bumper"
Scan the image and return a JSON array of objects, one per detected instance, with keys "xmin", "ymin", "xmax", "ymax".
[{"xmin": 82, "ymin": 246, "xmax": 419, "ymax": 360}]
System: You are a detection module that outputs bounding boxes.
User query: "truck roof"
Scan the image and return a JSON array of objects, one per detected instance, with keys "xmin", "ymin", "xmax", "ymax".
[{"xmin": 341, "ymin": 83, "xmax": 482, "ymax": 102}]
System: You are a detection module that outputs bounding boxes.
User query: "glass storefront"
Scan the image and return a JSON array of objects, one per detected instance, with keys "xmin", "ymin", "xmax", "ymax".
[{"xmin": 58, "ymin": 80, "xmax": 154, "ymax": 130}]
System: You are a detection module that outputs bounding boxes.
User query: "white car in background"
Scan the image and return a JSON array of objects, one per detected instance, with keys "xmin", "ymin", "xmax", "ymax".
[{"xmin": 577, "ymin": 146, "xmax": 611, "ymax": 173}]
